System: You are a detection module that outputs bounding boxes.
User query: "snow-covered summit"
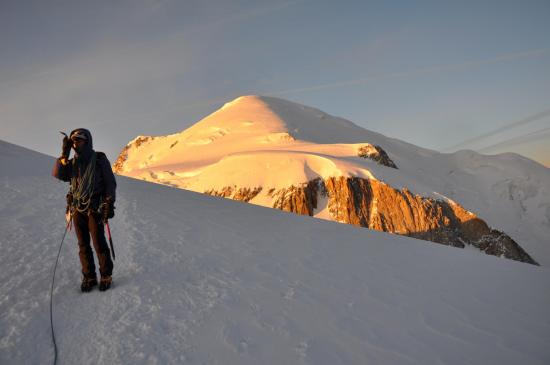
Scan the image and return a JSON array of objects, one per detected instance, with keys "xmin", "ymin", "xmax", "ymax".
[
  {"xmin": 2, "ymin": 139, "xmax": 550, "ymax": 364},
  {"xmin": 114, "ymin": 95, "xmax": 426, "ymax": 188},
  {"xmin": 201, "ymin": 95, "xmax": 381, "ymax": 144},
  {"xmin": 115, "ymin": 96, "xmax": 550, "ymax": 265},
  {"xmin": 114, "ymin": 95, "xmax": 405, "ymax": 174}
]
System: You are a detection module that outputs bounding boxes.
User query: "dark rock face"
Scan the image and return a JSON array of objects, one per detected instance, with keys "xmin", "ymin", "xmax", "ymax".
[
  {"xmin": 322, "ymin": 176, "xmax": 537, "ymax": 265},
  {"xmin": 357, "ymin": 145, "xmax": 398, "ymax": 169},
  {"xmin": 269, "ymin": 179, "xmax": 321, "ymax": 216},
  {"xmin": 208, "ymin": 176, "xmax": 538, "ymax": 265}
]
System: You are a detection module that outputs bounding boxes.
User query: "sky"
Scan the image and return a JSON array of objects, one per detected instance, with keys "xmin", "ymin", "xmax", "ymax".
[{"xmin": 1, "ymin": 0, "xmax": 549, "ymax": 166}]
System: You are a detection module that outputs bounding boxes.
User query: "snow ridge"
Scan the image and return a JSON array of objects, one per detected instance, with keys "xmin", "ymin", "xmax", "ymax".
[{"xmin": 2, "ymin": 140, "xmax": 550, "ymax": 364}]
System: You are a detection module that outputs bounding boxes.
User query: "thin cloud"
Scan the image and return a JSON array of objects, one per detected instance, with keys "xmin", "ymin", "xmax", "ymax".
[
  {"xmin": 0, "ymin": 0, "xmax": 304, "ymax": 90},
  {"xmin": 156, "ymin": 48, "xmax": 550, "ymax": 116},
  {"xmin": 442, "ymin": 108, "xmax": 550, "ymax": 152},
  {"xmin": 202, "ymin": 0, "xmax": 303, "ymax": 30},
  {"xmin": 72, "ymin": 47, "xmax": 550, "ymax": 136},
  {"xmin": 0, "ymin": 0, "xmax": 306, "ymax": 130},
  {"xmin": 265, "ymin": 48, "xmax": 550, "ymax": 96},
  {"xmin": 477, "ymin": 126, "xmax": 550, "ymax": 153}
]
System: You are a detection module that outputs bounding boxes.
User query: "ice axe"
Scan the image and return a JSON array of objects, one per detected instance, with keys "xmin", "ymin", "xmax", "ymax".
[{"xmin": 105, "ymin": 222, "xmax": 116, "ymax": 260}]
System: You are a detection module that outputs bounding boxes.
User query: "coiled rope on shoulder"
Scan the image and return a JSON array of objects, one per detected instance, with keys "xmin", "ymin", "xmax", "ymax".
[
  {"xmin": 50, "ymin": 216, "xmax": 72, "ymax": 365},
  {"xmin": 70, "ymin": 152, "xmax": 97, "ymax": 213}
]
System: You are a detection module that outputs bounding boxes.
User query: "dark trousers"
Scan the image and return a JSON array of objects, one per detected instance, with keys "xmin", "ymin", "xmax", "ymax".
[{"xmin": 73, "ymin": 211, "xmax": 113, "ymax": 279}]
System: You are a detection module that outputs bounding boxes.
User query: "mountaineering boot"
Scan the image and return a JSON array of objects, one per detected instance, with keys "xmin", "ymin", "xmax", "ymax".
[
  {"xmin": 81, "ymin": 277, "xmax": 98, "ymax": 292},
  {"xmin": 99, "ymin": 276, "xmax": 112, "ymax": 291}
]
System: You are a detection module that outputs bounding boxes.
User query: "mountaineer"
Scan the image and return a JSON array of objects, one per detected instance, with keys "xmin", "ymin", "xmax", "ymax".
[{"xmin": 52, "ymin": 128, "xmax": 116, "ymax": 292}]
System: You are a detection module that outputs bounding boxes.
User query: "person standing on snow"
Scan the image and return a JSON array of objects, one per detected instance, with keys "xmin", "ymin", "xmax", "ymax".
[{"xmin": 52, "ymin": 128, "xmax": 117, "ymax": 292}]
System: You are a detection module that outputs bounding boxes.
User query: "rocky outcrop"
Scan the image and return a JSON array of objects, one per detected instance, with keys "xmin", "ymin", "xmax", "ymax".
[
  {"xmin": 113, "ymin": 136, "xmax": 153, "ymax": 173},
  {"xmin": 113, "ymin": 147, "xmax": 129, "ymax": 173},
  {"xmin": 322, "ymin": 177, "xmax": 537, "ymax": 265},
  {"xmin": 209, "ymin": 177, "xmax": 538, "ymax": 265},
  {"xmin": 357, "ymin": 145, "xmax": 397, "ymax": 169},
  {"xmin": 268, "ymin": 179, "xmax": 321, "ymax": 216},
  {"xmin": 205, "ymin": 186, "xmax": 263, "ymax": 202}
]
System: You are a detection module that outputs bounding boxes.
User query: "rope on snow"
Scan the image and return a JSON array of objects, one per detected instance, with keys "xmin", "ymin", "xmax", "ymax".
[{"xmin": 49, "ymin": 216, "xmax": 71, "ymax": 365}]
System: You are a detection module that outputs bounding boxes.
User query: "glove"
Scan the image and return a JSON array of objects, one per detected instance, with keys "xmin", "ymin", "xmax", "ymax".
[
  {"xmin": 101, "ymin": 198, "xmax": 115, "ymax": 223},
  {"xmin": 61, "ymin": 135, "xmax": 71, "ymax": 159}
]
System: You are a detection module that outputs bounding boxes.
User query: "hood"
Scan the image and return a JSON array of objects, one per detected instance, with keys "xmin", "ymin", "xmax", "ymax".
[
  {"xmin": 70, "ymin": 128, "xmax": 94, "ymax": 161},
  {"xmin": 70, "ymin": 128, "xmax": 93, "ymax": 149}
]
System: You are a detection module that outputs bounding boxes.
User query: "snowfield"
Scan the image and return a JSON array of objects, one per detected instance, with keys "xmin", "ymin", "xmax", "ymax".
[{"xmin": 1, "ymin": 140, "xmax": 550, "ymax": 365}]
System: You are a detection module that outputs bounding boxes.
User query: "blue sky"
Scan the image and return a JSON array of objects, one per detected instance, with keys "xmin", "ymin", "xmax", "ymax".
[{"xmin": 1, "ymin": 0, "xmax": 549, "ymax": 166}]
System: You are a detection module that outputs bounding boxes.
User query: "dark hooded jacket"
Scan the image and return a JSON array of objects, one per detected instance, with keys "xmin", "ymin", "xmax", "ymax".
[{"xmin": 52, "ymin": 128, "xmax": 117, "ymax": 211}]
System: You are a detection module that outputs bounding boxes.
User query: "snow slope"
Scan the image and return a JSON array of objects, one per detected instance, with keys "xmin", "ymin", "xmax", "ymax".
[
  {"xmin": 1, "ymin": 140, "xmax": 550, "ymax": 364},
  {"xmin": 116, "ymin": 95, "xmax": 550, "ymax": 265}
]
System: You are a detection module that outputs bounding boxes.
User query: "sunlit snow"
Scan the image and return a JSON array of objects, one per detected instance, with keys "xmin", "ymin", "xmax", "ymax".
[{"xmin": 117, "ymin": 96, "xmax": 550, "ymax": 265}]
